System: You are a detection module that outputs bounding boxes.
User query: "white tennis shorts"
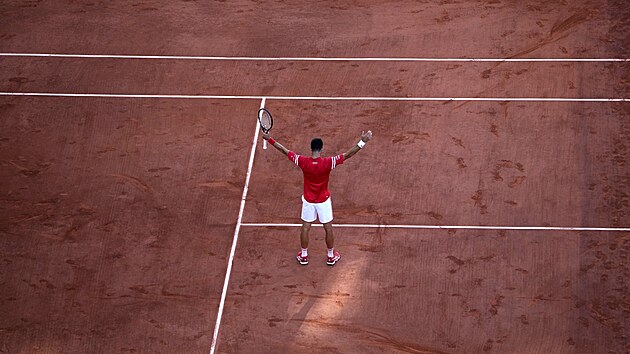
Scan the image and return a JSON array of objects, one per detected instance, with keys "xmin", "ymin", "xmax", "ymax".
[{"xmin": 301, "ymin": 196, "xmax": 333, "ymax": 223}]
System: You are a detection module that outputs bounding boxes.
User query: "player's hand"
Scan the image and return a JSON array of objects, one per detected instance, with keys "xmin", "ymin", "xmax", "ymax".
[
  {"xmin": 262, "ymin": 132, "xmax": 271, "ymax": 140},
  {"xmin": 361, "ymin": 130, "xmax": 373, "ymax": 142}
]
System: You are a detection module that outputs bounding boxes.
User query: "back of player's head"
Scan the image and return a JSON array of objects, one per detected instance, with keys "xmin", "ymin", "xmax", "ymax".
[{"xmin": 311, "ymin": 138, "xmax": 323, "ymax": 152}]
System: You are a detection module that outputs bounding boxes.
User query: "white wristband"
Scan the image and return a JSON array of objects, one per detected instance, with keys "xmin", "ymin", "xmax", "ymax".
[{"xmin": 357, "ymin": 140, "xmax": 366, "ymax": 149}]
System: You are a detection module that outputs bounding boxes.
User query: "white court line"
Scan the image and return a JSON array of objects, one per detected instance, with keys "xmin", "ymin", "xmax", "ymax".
[
  {"xmin": 240, "ymin": 223, "xmax": 630, "ymax": 232},
  {"xmin": 0, "ymin": 92, "xmax": 627, "ymax": 102},
  {"xmin": 0, "ymin": 52, "xmax": 628, "ymax": 62},
  {"xmin": 209, "ymin": 98, "xmax": 265, "ymax": 354}
]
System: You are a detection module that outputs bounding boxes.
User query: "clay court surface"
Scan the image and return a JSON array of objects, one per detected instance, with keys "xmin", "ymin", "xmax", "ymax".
[{"xmin": 1, "ymin": 1, "xmax": 629, "ymax": 353}]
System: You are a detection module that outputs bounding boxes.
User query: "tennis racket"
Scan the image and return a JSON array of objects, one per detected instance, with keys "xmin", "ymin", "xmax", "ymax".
[{"xmin": 258, "ymin": 108, "xmax": 273, "ymax": 149}]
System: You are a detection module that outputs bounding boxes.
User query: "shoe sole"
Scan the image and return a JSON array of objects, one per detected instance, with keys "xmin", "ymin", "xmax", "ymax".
[
  {"xmin": 326, "ymin": 257, "xmax": 340, "ymax": 266},
  {"xmin": 296, "ymin": 256, "xmax": 308, "ymax": 265}
]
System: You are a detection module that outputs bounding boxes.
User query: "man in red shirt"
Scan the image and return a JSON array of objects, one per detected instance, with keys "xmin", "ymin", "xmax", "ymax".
[{"xmin": 262, "ymin": 130, "xmax": 373, "ymax": 266}]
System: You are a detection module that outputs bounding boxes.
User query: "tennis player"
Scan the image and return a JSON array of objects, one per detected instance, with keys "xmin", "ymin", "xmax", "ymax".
[{"xmin": 262, "ymin": 130, "xmax": 373, "ymax": 266}]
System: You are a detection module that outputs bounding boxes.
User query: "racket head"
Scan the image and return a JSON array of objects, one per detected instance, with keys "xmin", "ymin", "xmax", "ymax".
[{"xmin": 258, "ymin": 108, "xmax": 273, "ymax": 133}]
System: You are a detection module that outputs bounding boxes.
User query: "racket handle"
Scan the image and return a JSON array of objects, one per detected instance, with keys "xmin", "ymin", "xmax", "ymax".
[{"xmin": 263, "ymin": 139, "xmax": 268, "ymax": 150}]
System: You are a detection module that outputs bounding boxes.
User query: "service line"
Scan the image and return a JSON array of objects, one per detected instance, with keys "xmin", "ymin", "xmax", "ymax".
[
  {"xmin": 240, "ymin": 223, "xmax": 630, "ymax": 232},
  {"xmin": 0, "ymin": 92, "xmax": 628, "ymax": 102},
  {"xmin": 0, "ymin": 52, "xmax": 628, "ymax": 62}
]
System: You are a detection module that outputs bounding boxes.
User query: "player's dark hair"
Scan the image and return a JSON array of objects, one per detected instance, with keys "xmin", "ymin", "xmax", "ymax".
[{"xmin": 311, "ymin": 138, "xmax": 323, "ymax": 152}]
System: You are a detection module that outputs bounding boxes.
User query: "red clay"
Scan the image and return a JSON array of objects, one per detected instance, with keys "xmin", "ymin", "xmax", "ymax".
[{"xmin": 0, "ymin": 1, "xmax": 628, "ymax": 354}]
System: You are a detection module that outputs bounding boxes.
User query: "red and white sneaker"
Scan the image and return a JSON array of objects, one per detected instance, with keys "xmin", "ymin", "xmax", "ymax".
[
  {"xmin": 327, "ymin": 251, "xmax": 341, "ymax": 266},
  {"xmin": 296, "ymin": 252, "xmax": 308, "ymax": 265}
]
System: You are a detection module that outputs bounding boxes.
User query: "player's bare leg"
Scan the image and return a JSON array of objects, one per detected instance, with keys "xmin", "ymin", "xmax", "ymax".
[
  {"xmin": 296, "ymin": 221, "xmax": 311, "ymax": 265},
  {"xmin": 324, "ymin": 222, "xmax": 340, "ymax": 266},
  {"xmin": 323, "ymin": 222, "xmax": 334, "ymax": 248},
  {"xmin": 300, "ymin": 221, "xmax": 311, "ymax": 248}
]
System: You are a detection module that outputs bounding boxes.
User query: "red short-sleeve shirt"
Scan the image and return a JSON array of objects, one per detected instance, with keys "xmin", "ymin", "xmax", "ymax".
[{"xmin": 287, "ymin": 151, "xmax": 344, "ymax": 203}]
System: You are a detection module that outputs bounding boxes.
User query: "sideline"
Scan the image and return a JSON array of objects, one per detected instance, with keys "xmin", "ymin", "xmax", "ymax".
[{"xmin": 209, "ymin": 98, "xmax": 265, "ymax": 354}]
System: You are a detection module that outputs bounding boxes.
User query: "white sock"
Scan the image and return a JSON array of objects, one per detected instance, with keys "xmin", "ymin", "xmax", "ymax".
[
  {"xmin": 327, "ymin": 248, "xmax": 334, "ymax": 258},
  {"xmin": 301, "ymin": 248, "xmax": 308, "ymax": 257}
]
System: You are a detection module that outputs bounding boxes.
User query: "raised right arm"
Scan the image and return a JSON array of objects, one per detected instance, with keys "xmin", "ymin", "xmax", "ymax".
[{"xmin": 263, "ymin": 133, "xmax": 289, "ymax": 156}]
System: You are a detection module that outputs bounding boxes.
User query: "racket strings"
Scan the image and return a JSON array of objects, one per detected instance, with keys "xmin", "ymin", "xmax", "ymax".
[{"xmin": 260, "ymin": 113, "xmax": 272, "ymax": 131}]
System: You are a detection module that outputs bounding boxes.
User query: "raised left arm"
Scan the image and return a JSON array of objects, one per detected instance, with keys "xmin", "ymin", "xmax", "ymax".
[{"xmin": 343, "ymin": 130, "xmax": 373, "ymax": 160}]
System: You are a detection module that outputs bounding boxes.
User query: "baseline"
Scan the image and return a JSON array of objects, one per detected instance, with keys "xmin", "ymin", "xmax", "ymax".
[{"xmin": 0, "ymin": 92, "xmax": 627, "ymax": 102}]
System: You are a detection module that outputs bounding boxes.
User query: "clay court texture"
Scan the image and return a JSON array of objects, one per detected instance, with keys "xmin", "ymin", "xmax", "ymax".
[{"xmin": 1, "ymin": 1, "xmax": 629, "ymax": 353}]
